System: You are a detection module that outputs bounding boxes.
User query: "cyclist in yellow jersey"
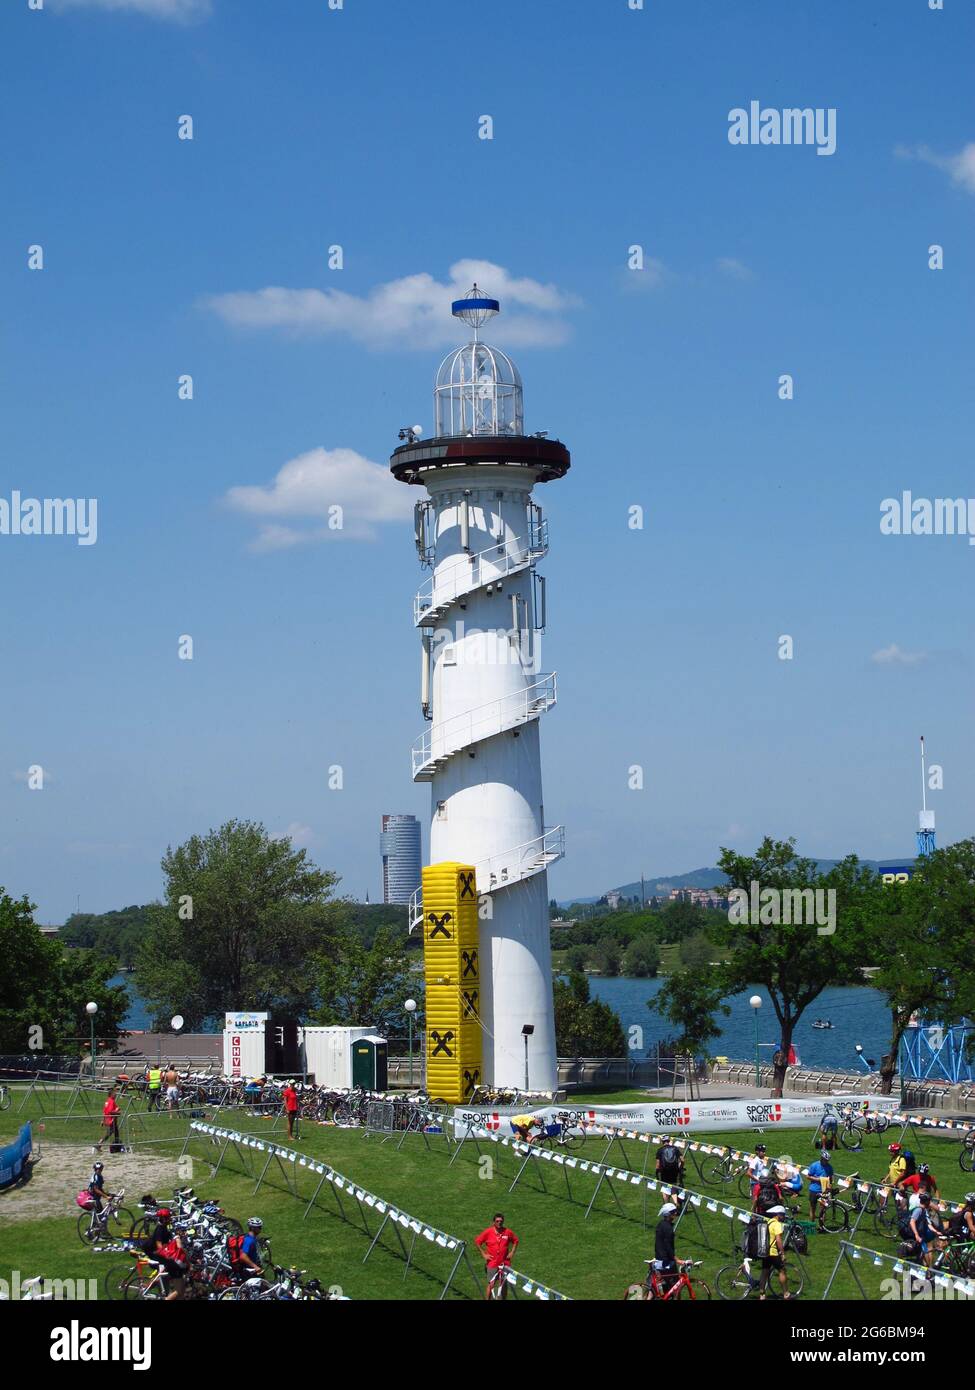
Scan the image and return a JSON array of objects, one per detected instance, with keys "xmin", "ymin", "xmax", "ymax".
[
  {"xmin": 759, "ymin": 1205, "xmax": 792, "ymax": 1300},
  {"xmin": 511, "ymin": 1114, "xmax": 542, "ymax": 1144},
  {"xmin": 886, "ymin": 1143, "xmax": 908, "ymax": 1186}
]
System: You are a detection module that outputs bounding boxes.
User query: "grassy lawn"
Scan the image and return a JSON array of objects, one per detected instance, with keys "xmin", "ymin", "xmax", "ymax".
[{"xmin": 4, "ymin": 1082, "xmax": 972, "ymax": 1301}]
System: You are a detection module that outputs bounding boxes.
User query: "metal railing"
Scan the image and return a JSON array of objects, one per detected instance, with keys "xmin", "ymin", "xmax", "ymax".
[
  {"xmin": 413, "ymin": 524, "xmax": 548, "ymax": 626},
  {"xmin": 476, "ymin": 824, "xmax": 564, "ymax": 894},
  {"xmin": 412, "ymin": 674, "xmax": 556, "ymax": 779}
]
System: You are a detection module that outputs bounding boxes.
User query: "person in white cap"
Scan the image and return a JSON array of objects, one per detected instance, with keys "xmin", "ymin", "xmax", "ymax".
[{"xmin": 759, "ymin": 1205, "xmax": 792, "ymax": 1300}]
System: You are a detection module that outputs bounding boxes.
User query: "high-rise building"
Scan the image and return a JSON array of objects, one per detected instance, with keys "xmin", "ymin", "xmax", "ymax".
[
  {"xmin": 380, "ymin": 814, "xmax": 421, "ymax": 904},
  {"xmin": 390, "ymin": 286, "xmax": 569, "ymax": 1092}
]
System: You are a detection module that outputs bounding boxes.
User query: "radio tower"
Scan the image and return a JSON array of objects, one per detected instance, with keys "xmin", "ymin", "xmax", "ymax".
[
  {"xmin": 390, "ymin": 286, "xmax": 569, "ymax": 1091},
  {"xmin": 917, "ymin": 735, "xmax": 936, "ymax": 857}
]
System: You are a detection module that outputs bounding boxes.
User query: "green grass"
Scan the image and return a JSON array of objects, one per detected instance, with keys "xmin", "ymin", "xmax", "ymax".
[{"xmin": 3, "ymin": 1088, "xmax": 972, "ymax": 1301}]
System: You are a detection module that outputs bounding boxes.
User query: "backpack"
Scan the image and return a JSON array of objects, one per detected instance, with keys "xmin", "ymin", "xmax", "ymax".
[
  {"xmin": 161, "ymin": 1238, "xmax": 188, "ymax": 1268},
  {"xmin": 659, "ymin": 1144, "xmax": 679, "ymax": 1168},
  {"xmin": 897, "ymin": 1209, "xmax": 916, "ymax": 1242},
  {"xmin": 227, "ymin": 1233, "xmax": 246, "ymax": 1268},
  {"xmin": 743, "ymin": 1217, "xmax": 770, "ymax": 1259},
  {"xmin": 901, "ymin": 1150, "xmax": 916, "ymax": 1178},
  {"xmin": 756, "ymin": 1182, "xmax": 780, "ymax": 1213}
]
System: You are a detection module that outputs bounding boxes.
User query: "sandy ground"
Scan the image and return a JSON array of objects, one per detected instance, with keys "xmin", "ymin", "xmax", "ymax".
[{"xmin": 0, "ymin": 1143, "xmax": 185, "ymax": 1227}]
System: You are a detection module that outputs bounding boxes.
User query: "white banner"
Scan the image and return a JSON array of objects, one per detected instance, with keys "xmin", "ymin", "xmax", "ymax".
[{"xmin": 454, "ymin": 1094, "xmax": 900, "ymax": 1137}]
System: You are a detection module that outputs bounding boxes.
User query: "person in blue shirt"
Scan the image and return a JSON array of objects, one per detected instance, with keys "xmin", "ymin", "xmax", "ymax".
[
  {"xmin": 806, "ymin": 1149, "xmax": 833, "ymax": 1229},
  {"xmin": 228, "ymin": 1217, "xmax": 266, "ymax": 1282}
]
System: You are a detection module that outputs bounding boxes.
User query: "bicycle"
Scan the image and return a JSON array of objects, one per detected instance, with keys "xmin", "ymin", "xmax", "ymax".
[
  {"xmin": 702, "ymin": 1148, "xmax": 752, "ymax": 1196},
  {"xmin": 78, "ymin": 1187, "xmax": 135, "ymax": 1248},
  {"xmin": 624, "ymin": 1259, "xmax": 711, "ymax": 1301},
  {"xmin": 959, "ymin": 1132, "xmax": 975, "ymax": 1174},
  {"xmin": 532, "ymin": 1113, "xmax": 589, "ymax": 1151},
  {"xmin": 104, "ymin": 1252, "xmax": 174, "ymax": 1301},
  {"xmin": 715, "ymin": 1256, "xmax": 804, "ymax": 1300}
]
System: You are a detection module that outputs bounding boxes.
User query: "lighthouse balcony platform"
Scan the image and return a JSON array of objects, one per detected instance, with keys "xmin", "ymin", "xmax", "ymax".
[{"xmin": 411, "ymin": 674, "xmax": 556, "ymax": 781}]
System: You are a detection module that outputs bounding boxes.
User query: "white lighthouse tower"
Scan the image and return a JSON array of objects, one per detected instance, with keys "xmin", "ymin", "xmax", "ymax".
[{"xmin": 391, "ymin": 286, "xmax": 569, "ymax": 1092}]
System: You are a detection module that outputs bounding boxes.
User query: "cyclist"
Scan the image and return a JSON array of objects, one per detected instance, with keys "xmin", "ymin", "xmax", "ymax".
[
  {"xmin": 282, "ymin": 1081, "xmax": 299, "ymax": 1140},
  {"xmin": 228, "ymin": 1217, "xmax": 266, "ymax": 1282},
  {"xmin": 748, "ymin": 1144, "xmax": 771, "ymax": 1210},
  {"xmin": 86, "ymin": 1161, "xmax": 115, "ymax": 1214},
  {"xmin": 899, "ymin": 1162, "xmax": 939, "ymax": 1205},
  {"xmin": 510, "ymin": 1113, "xmax": 542, "ymax": 1144},
  {"xmin": 142, "ymin": 1207, "xmax": 187, "ymax": 1301},
  {"xmin": 908, "ymin": 1193, "xmax": 945, "ymax": 1270},
  {"xmin": 655, "ymin": 1136, "xmax": 684, "ymax": 1186},
  {"xmin": 759, "ymin": 1205, "xmax": 793, "ymax": 1301},
  {"xmin": 646, "ymin": 1202, "xmax": 680, "ymax": 1298},
  {"xmin": 885, "ymin": 1143, "xmax": 908, "ymax": 1187},
  {"xmin": 816, "ymin": 1111, "xmax": 839, "ymax": 1152},
  {"xmin": 474, "ymin": 1213, "xmax": 519, "ymax": 1300},
  {"xmin": 807, "ymin": 1148, "xmax": 833, "ymax": 1230},
  {"xmin": 947, "ymin": 1193, "xmax": 975, "ymax": 1243}
]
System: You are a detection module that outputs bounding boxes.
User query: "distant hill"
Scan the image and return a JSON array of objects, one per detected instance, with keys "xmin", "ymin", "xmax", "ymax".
[{"xmin": 560, "ymin": 859, "xmax": 901, "ymax": 907}]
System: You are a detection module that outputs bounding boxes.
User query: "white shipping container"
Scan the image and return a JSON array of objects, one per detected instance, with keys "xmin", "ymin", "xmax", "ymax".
[{"xmin": 301, "ymin": 1026, "xmax": 373, "ymax": 1087}]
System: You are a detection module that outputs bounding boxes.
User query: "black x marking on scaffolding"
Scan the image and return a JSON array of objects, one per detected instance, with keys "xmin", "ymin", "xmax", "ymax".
[
  {"xmin": 430, "ymin": 1030, "xmax": 454, "ymax": 1057},
  {"xmin": 461, "ymin": 948, "xmax": 478, "ymax": 978},
  {"xmin": 461, "ymin": 989, "xmax": 479, "ymax": 1019},
  {"xmin": 427, "ymin": 911, "xmax": 452, "ymax": 939},
  {"xmin": 459, "ymin": 871, "xmax": 476, "ymax": 900}
]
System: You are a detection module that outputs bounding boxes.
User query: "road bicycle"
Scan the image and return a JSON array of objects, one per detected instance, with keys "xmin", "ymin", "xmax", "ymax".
[
  {"xmin": 933, "ymin": 1236, "xmax": 975, "ymax": 1279},
  {"xmin": 702, "ymin": 1148, "xmax": 752, "ymax": 1197},
  {"xmin": 959, "ymin": 1132, "xmax": 975, "ymax": 1174},
  {"xmin": 104, "ymin": 1252, "xmax": 177, "ymax": 1301},
  {"xmin": 532, "ymin": 1113, "xmax": 590, "ymax": 1151},
  {"xmin": 623, "ymin": 1259, "xmax": 711, "ymax": 1301},
  {"xmin": 715, "ymin": 1255, "xmax": 804, "ymax": 1299},
  {"xmin": 228, "ymin": 1265, "xmax": 333, "ymax": 1301},
  {"xmin": 78, "ymin": 1187, "xmax": 135, "ymax": 1248}
]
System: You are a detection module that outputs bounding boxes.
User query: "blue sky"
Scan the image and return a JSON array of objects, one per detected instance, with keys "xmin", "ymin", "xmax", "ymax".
[{"xmin": 1, "ymin": 0, "xmax": 972, "ymax": 922}]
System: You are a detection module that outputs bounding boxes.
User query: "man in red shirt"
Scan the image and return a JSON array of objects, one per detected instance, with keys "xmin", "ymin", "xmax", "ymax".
[
  {"xmin": 96, "ymin": 1087, "xmax": 121, "ymax": 1151},
  {"xmin": 282, "ymin": 1081, "xmax": 299, "ymax": 1140},
  {"xmin": 474, "ymin": 1212, "xmax": 519, "ymax": 1300}
]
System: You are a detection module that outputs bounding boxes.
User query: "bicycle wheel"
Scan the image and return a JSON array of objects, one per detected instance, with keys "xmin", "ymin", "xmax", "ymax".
[
  {"xmin": 561, "ymin": 1127, "xmax": 587, "ymax": 1151},
  {"xmin": 78, "ymin": 1212, "xmax": 101, "ymax": 1246},
  {"xmin": 332, "ymin": 1102, "xmax": 354, "ymax": 1126},
  {"xmin": 840, "ymin": 1124, "xmax": 864, "ymax": 1151},
  {"xmin": 715, "ymin": 1265, "xmax": 754, "ymax": 1300},
  {"xmin": 677, "ymin": 1276, "xmax": 711, "ymax": 1300},
  {"xmin": 737, "ymin": 1170, "xmax": 754, "ymax": 1201},
  {"xmin": 821, "ymin": 1201, "xmax": 849, "ymax": 1234},
  {"xmin": 784, "ymin": 1263, "xmax": 804, "ymax": 1298},
  {"xmin": 874, "ymin": 1203, "xmax": 898, "ymax": 1238},
  {"xmin": 103, "ymin": 1264, "xmax": 135, "ymax": 1301},
  {"xmin": 872, "ymin": 1114, "xmax": 891, "ymax": 1135},
  {"xmin": 704, "ymin": 1163, "xmax": 730, "ymax": 1187},
  {"xmin": 104, "ymin": 1207, "xmax": 135, "ymax": 1243},
  {"xmin": 959, "ymin": 1141, "xmax": 975, "ymax": 1173}
]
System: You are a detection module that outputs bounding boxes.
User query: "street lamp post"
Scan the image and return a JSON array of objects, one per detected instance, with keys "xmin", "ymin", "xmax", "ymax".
[
  {"xmin": 522, "ymin": 1024, "xmax": 535, "ymax": 1092},
  {"xmin": 404, "ymin": 999, "xmax": 417, "ymax": 1088},
  {"xmin": 85, "ymin": 1001, "xmax": 98, "ymax": 1080},
  {"xmin": 749, "ymin": 995, "xmax": 762, "ymax": 1087}
]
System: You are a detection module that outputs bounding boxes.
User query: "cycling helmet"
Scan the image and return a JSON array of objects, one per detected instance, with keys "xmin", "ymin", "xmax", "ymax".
[
  {"xmin": 755, "ymin": 1143, "xmax": 767, "ymax": 1154},
  {"xmin": 247, "ymin": 1217, "xmax": 264, "ymax": 1231},
  {"xmin": 919, "ymin": 1163, "xmax": 930, "ymax": 1175},
  {"xmin": 92, "ymin": 1161, "xmax": 104, "ymax": 1172},
  {"xmin": 964, "ymin": 1193, "xmax": 975, "ymax": 1204},
  {"xmin": 820, "ymin": 1148, "xmax": 831, "ymax": 1160},
  {"xmin": 888, "ymin": 1143, "xmax": 901, "ymax": 1153},
  {"xmin": 156, "ymin": 1208, "xmax": 172, "ymax": 1221}
]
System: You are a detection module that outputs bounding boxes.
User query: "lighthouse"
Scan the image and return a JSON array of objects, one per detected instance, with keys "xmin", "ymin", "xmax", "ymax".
[{"xmin": 390, "ymin": 286, "xmax": 569, "ymax": 1093}]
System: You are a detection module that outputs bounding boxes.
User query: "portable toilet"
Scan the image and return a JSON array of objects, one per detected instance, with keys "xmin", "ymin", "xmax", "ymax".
[{"xmin": 351, "ymin": 1035, "xmax": 388, "ymax": 1091}]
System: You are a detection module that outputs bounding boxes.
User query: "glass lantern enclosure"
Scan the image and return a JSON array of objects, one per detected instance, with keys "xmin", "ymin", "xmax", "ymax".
[{"xmin": 434, "ymin": 340, "xmax": 524, "ymax": 438}]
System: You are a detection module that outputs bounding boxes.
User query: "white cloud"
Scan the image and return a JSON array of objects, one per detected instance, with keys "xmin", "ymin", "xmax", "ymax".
[
  {"xmin": 49, "ymin": 0, "xmax": 212, "ymax": 19},
  {"xmin": 224, "ymin": 445, "xmax": 412, "ymax": 550},
  {"xmin": 716, "ymin": 257, "xmax": 755, "ymax": 281},
  {"xmin": 273, "ymin": 823, "xmax": 314, "ymax": 848},
  {"xmin": 204, "ymin": 260, "xmax": 578, "ymax": 350},
  {"xmin": 895, "ymin": 142, "xmax": 975, "ymax": 195},
  {"xmin": 870, "ymin": 644, "xmax": 927, "ymax": 667}
]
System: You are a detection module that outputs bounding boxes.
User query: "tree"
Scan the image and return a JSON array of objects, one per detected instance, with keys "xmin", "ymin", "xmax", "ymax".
[
  {"xmin": 621, "ymin": 936, "xmax": 660, "ymax": 978},
  {"xmin": 713, "ymin": 839, "xmax": 873, "ymax": 1097},
  {"xmin": 679, "ymin": 932, "xmax": 715, "ymax": 971},
  {"xmin": 312, "ymin": 927, "xmax": 421, "ymax": 1036},
  {"xmin": 564, "ymin": 944, "xmax": 589, "ymax": 973},
  {"xmin": 135, "ymin": 820, "xmax": 340, "ymax": 1028},
  {"xmin": 0, "ymin": 888, "xmax": 127, "ymax": 1054},
  {"xmin": 650, "ymin": 967, "xmax": 730, "ymax": 1057},
  {"xmin": 867, "ymin": 840, "xmax": 975, "ymax": 1093},
  {"xmin": 554, "ymin": 972, "xmax": 626, "ymax": 1057},
  {"xmin": 590, "ymin": 939, "xmax": 622, "ymax": 976}
]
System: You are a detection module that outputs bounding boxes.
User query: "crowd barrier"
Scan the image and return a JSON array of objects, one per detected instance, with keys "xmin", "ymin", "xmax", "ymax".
[
  {"xmin": 185, "ymin": 1122, "xmax": 571, "ymax": 1302},
  {"xmin": 823, "ymin": 1239, "xmax": 975, "ymax": 1302}
]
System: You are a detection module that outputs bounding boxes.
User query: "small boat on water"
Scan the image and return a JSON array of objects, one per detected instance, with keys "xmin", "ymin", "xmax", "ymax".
[{"xmin": 811, "ymin": 1019, "xmax": 834, "ymax": 1030}]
